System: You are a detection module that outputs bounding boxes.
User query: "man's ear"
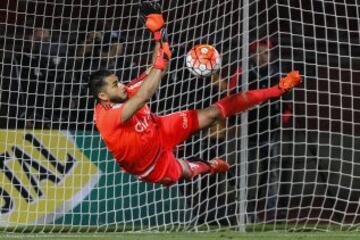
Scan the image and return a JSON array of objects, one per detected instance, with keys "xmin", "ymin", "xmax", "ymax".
[{"xmin": 98, "ymin": 91, "xmax": 108, "ymax": 101}]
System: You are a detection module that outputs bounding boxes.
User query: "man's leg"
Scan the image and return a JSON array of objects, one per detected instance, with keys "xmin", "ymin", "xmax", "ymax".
[
  {"xmin": 196, "ymin": 71, "xmax": 302, "ymax": 129},
  {"xmin": 177, "ymin": 158, "xmax": 229, "ymax": 179}
]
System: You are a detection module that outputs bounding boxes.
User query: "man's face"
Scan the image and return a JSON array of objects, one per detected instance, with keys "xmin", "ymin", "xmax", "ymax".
[
  {"xmin": 253, "ymin": 45, "xmax": 270, "ymax": 67},
  {"xmin": 33, "ymin": 29, "xmax": 50, "ymax": 42},
  {"xmin": 98, "ymin": 74, "xmax": 128, "ymax": 103},
  {"xmin": 29, "ymin": 29, "xmax": 50, "ymax": 53},
  {"xmin": 86, "ymin": 32, "xmax": 103, "ymax": 44}
]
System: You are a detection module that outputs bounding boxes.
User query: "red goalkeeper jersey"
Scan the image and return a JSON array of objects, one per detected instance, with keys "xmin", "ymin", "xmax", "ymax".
[{"xmin": 94, "ymin": 72, "xmax": 161, "ymax": 175}]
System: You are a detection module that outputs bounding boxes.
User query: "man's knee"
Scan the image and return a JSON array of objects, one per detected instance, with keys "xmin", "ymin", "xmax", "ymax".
[
  {"xmin": 197, "ymin": 105, "xmax": 222, "ymax": 129},
  {"xmin": 177, "ymin": 159, "xmax": 193, "ymax": 179},
  {"xmin": 207, "ymin": 105, "xmax": 222, "ymax": 120},
  {"xmin": 159, "ymin": 177, "xmax": 176, "ymax": 186}
]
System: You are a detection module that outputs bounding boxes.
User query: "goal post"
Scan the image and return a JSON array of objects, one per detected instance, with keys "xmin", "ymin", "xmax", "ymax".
[{"xmin": 0, "ymin": 0, "xmax": 359, "ymax": 232}]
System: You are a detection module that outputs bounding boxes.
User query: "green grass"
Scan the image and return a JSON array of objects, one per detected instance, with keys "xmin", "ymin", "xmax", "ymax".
[
  {"xmin": 1, "ymin": 224, "xmax": 360, "ymax": 240},
  {"xmin": 1, "ymin": 232, "xmax": 360, "ymax": 240}
]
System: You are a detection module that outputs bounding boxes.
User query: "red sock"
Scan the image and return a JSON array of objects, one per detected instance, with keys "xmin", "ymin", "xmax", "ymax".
[
  {"xmin": 184, "ymin": 160, "xmax": 211, "ymax": 178},
  {"xmin": 214, "ymin": 86, "xmax": 282, "ymax": 119}
]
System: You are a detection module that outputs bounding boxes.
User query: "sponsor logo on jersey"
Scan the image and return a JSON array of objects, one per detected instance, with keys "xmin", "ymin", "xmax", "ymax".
[
  {"xmin": 134, "ymin": 106, "xmax": 153, "ymax": 133},
  {"xmin": 180, "ymin": 112, "xmax": 188, "ymax": 129},
  {"xmin": 112, "ymin": 103, "xmax": 123, "ymax": 109},
  {"xmin": 134, "ymin": 115, "xmax": 151, "ymax": 133}
]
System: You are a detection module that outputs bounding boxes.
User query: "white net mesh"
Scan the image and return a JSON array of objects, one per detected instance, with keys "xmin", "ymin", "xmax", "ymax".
[{"xmin": 0, "ymin": 0, "xmax": 359, "ymax": 232}]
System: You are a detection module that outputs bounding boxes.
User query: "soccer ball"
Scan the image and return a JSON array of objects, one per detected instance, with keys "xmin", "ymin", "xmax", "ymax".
[{"xmin": 185, "ymin": 44, "xmax": 221, "ymax": 77}]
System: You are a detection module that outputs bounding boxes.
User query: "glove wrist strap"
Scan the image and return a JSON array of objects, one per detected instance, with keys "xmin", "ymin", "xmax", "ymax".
[
  {"xmin": 153, "ymin": 60, "xmax": 167, "ymax": 71},
  {"xmin": 153, "ymin": 48, "xmax": 167, "ymax": 71},
  {"xmin": 153, "ymin": 31, "xmax": 161, "ymax": 41}
]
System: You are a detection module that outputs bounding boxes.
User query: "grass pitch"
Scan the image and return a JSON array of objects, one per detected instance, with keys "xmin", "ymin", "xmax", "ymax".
[{"xmin": 1, "ymin": 232, "xmax": 360, "ymax": 240}]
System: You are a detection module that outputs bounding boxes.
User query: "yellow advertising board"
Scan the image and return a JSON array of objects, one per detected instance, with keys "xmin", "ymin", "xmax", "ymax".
[{"xmin": 0, "ymin": 130, "xmax": 101, "ymax": 225}]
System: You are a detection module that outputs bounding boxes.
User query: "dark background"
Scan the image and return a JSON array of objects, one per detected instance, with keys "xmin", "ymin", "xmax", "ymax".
[{"xmin": 0, "ymin": 0, "xmax": 359, "ymax": 134}]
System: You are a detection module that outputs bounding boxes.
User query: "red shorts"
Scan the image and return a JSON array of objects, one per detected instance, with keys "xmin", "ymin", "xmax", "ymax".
[{"xmin": 140, "ymin": 110, "xmax": 199, "ymax": 185}]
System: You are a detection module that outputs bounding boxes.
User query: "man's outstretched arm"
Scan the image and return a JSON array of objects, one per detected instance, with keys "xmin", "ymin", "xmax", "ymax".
[
  {"xmin": 120, "ymin": 44, "xmax": 166, "ymax": 123},
  {"xmin": 120, "ymin": 1, "xmax": 171, "ymax": 123}
]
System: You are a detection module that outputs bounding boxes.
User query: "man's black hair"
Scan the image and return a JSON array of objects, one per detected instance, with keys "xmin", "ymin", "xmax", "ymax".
[{"xmin": 88, "ymin": 69, "xmax": 113, "ymax": 100}]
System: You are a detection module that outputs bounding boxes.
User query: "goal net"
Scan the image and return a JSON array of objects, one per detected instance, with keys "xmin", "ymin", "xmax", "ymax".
[{"xmin": 0, "ymin": 0, "xmax": 359, "ymax": 232}]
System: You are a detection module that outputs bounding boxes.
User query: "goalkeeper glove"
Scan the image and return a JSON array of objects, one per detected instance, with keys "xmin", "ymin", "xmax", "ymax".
[
  {"xmin": 153, "ymin": 43, "xmax": 171, "ymax": 71},
  {"xmin": 139, "ymin": 0, "xmax": 168, "ymax": 42}
]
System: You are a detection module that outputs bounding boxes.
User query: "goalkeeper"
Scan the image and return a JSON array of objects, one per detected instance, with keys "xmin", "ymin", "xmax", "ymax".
[{"xmin": 88, "ymin": 2, "xmax": 302, "ymax": 186}]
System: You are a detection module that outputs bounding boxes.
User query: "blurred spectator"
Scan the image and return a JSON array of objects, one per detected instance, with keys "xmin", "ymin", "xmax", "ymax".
[
  {"xmin": 74, "ymin": 30, "xmax": 127, "ymax": 129},
  {"xmin": 76, "ymin": 31, "xmax": 124, "ymax": 68},
  {"xmin": 211, "ymin": 39, "xmax": 293, "ymax": 222},
  {"xmin": 77, "ymin": 31, "xmax": 103, "ymax": 58},
  {"xmin": 76, "ymin": 30, "xmax": 127, "ymax": 82},
  {"xmin": 247, "ymin": 39, "xmax": 294, "ymax": 222},
  {"xmin": 15, "ymin": 28, "xmax": 73, "ymax": 129}
]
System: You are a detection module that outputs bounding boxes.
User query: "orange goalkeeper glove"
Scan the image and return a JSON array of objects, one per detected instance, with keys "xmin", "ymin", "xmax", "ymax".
[
  {"xmin": 139, "ymin": 1, "xmax": 168, "ymax": 42},
  {"xmin": 153, "ymin": 42, "xmax": 171, "ymax": 71}
]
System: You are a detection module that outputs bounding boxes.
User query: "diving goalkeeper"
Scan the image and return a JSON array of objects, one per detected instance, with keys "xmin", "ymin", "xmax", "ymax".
[{"xmin": 89, "ymin": 2, "xmax": 302, "ymax": 186}]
